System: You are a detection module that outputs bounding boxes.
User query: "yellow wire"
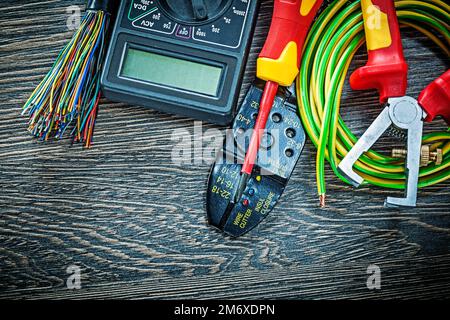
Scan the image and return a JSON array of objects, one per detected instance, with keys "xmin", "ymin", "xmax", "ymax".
[{"xmin": 298, "ymin": 0, "xmax": 450, "ymax": 193}]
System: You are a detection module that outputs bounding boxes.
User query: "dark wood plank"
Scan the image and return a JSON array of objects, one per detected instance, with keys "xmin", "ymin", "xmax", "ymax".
[
  {"xmin": 0, "ymin": 0, "xmax": 449, "ymax": 299},
  {"xmin": 3, "ymin": 255, "xmax": 450, "ymax": 299}
]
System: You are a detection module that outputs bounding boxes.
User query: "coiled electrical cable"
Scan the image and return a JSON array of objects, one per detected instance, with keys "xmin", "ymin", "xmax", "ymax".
[{"xmin": 297, "ymin": 0, "xmax": 450, "ymax": 204}]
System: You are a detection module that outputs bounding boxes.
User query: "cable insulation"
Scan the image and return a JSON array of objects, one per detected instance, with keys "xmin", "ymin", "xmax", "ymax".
[{"xmin": 296, "ymin": 0, "xmax": 450, "ymax": 201}]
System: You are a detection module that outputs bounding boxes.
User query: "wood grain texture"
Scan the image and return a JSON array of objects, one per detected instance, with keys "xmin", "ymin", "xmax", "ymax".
[{"xmin": 0, "ymin": 0, "xmax": 449, "ymax": 299}]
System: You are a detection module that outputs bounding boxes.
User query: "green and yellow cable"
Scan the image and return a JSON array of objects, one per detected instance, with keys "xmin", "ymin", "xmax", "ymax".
[{"xmin": 297, "ymin": 0, "xmax": 450, "ymax": 204}]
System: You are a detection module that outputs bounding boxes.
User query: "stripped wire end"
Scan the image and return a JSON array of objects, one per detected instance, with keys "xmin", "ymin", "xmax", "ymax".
[
  {"xmin": 319, "ymin": 194, "xmax": 326, "ymax": 208},
  {"xmin": 21, "ymin": 8, "xmax": 111, "ymax": 148}
]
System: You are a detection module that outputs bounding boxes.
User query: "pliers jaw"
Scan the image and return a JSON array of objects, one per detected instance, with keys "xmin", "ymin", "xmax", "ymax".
[
  {"xmin": 384, "ymin": 97, "xmax": 426, "ymax": 207},
  {"xmin": 339, "ymin": 67, "xmax": 450, "ymax": 208},
  {"xmin": 338, "ymin": 96, "xmax": 426, "ymax": 207}
]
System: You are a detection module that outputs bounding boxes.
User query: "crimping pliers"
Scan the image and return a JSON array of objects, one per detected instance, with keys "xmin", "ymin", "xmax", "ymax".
[
  {"xmin": 338, "ymin": 0, "xmax": 450, "ymax": 207},
  {"xmin": 206, "ymin": 0, "xmax": 323, "ymax": 236}
]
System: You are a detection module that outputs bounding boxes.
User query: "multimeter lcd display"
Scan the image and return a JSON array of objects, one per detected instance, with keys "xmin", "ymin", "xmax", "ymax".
[
  {"xmin": 101, "ymin": 0, "xmax": 259, "ymax": 124},
  {"xmin": 121, "ymin": 48, "xmax": 223, "ymax": 96}
]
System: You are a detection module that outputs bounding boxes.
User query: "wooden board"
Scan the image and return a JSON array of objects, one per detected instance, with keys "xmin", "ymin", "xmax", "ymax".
[{"xmin": 0, "ymin": 0, "xmax": 449, "ymax": 299}]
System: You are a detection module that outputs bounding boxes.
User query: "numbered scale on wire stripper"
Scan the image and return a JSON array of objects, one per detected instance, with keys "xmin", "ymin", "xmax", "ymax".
[
  {"xmin": 101, "ymin": 0, "xmax": 259, "ymax": 124},
  {"xmin": 207, "ymin": 84, "xmax": 306, "ymax": 236}
]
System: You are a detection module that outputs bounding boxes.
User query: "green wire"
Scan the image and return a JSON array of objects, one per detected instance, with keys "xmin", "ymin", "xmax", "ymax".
[{"xmin": 297, "ymin": 0, "xmax": 450, "ymax": 197}]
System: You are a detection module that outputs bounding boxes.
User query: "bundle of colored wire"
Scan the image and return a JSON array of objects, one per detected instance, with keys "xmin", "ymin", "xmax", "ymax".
[
  {"xmin": 22, "ymin": 0, "xmax": 118, "ymax": 147},
  {"xmin": 297, "ymin": 0, "xmax": 450, "ymax": 205}
]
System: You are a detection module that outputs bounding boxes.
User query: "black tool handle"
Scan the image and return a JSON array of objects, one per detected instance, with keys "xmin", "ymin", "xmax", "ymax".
[{"xmin": 86, "ymin": 0, "xmax": 120, "ymax": 15}]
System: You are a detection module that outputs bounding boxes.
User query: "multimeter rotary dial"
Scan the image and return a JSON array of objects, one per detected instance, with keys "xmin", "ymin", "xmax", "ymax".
[{"xmin": 159, "ymin": 0, "xmax": 232, "ymax": 25}]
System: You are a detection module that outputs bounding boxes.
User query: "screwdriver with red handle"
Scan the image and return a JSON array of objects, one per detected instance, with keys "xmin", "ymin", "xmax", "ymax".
[{"xmin": 233, "ymin": 0, "xmax": 324, "ymax": 202}]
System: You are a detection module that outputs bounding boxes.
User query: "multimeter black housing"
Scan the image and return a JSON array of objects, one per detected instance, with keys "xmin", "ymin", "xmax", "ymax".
[{"xmin": 101, "ymin": 0, "xmax": 259, "ymax": 125}]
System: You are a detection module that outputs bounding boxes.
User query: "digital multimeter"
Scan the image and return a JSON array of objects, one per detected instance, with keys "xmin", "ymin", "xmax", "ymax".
[{"xmin": 101, "ymin": 0, "xmax": 259, "ymax": 124}]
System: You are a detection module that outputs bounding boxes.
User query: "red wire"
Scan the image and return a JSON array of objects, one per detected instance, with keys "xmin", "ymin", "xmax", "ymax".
[{"xmin": 241, "ymin": 80, "xmax": 279, "ymax": 175}]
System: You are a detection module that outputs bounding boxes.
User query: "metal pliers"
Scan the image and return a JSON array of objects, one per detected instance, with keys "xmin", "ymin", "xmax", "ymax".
[{"xmin": 338, "ymin": 0, "xmax": 450, "ymax": 207}]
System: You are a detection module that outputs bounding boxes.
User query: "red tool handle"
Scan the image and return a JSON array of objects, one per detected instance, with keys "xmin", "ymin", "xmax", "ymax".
[
  {"xmin": 256, "ymin": 0, "xmax": 323, "ymax": 87},
  {"xmin": 350, "ymin": 0, "xmax": 408, "ymax": 103},
  {"xmin": 418, "ymin": 69, "xmax": 450, "ymax": 125},
  {"xmin": 242, "ymin": 0, "xmax": 323, "ymax": 176}
]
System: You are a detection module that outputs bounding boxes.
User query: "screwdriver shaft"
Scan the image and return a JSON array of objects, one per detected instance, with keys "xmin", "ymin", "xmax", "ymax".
[{"xmin": 241, "ymin": 80, "xmax": 279, "ymax": 175}]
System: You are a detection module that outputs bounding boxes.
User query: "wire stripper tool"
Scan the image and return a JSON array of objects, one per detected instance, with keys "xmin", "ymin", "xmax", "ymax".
[
  {"xmin": 338, "ymin": 0, "xmax": 450, "ymax": 207},
  {"xmin": 207, "ymin": 83, "xmax": 306, "ymax": 236},
  {"xmin": 206, "ymin": 0, "xmax": 323, "ymax": 236}
]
